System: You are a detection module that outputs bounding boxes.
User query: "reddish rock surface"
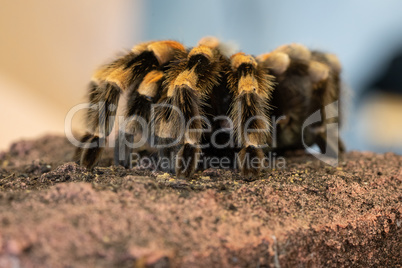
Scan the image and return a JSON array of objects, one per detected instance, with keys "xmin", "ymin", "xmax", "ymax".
[{"xmin": 0, "ymin": 135, "xmax": 401, "ymax": 267}]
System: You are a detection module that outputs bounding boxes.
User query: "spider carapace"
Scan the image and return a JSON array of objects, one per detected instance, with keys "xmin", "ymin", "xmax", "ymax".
[{"xmin": 74, "ymin": 37, "xmax": 345, "ymax": 178}]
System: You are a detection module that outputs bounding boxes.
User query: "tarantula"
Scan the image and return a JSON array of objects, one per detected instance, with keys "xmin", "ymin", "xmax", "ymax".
[
  {"xmin": 74, "ymin": 37, "xmax": 344, "ymax": 178},
  {"xmin": 258, "ymin": 43, "xmax": 345, "ymax": 156}
]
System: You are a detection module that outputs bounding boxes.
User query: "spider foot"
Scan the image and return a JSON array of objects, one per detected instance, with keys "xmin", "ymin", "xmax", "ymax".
[
  {"xmin": 175, "ymin": 143, "xmax": 200, "ymax": 179},
  {"xmin": 237, "ymin": 146, "xmax": 264, "ymax": 179}
]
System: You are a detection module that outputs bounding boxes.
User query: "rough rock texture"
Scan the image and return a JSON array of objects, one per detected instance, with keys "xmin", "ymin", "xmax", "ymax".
[{"xmin": 0, "ymin": 135, "xmax": 401, "ymax": 267}]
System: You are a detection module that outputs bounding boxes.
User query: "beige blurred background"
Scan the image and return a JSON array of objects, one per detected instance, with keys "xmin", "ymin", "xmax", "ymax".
[{"xmin": 0, "ymin": 0, "xmax": 143, "ymax": 150}]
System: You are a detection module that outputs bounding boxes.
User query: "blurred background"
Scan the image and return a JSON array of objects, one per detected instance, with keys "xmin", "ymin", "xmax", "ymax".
[{"xmin": 1, "ymin": 0, "xmax": 402, "ymax": 154}]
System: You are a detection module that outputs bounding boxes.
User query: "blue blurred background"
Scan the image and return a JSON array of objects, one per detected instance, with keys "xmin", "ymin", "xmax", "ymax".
[
  {"xmin": 144, "ymin": 0, "xmax": 402, "ymax": 154},
  {"xmin": 1, "ymin": 0, "xmax": 401, "ymax": 154}
]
